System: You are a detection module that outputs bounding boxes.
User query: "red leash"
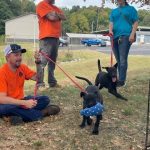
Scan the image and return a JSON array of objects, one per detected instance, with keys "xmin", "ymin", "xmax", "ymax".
[
  {"xmin": 102, "ymin": 33, "xmax": 114, "ymax": 67},
  {"xmin": 37, "ymin": 51, "xmax": 86, "ymax": 93},
  {"xmin": 34, "ymin": 71, "xmax": 38, "ymax": 100}
]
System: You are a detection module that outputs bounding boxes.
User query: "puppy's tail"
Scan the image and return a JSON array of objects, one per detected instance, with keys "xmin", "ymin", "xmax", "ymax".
[
  {"xmin": 98, "ymin": 59, "xmax": 101, "ymax": 72},
  {"xmin": 75, "ymin": 76, "xmax": 92, "ymax": 85}
]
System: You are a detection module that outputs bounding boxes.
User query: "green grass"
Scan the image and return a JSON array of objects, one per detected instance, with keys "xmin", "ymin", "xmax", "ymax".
[{"xmin": 0, "ymin": 45, "xmax": 150, "ymax": 150}]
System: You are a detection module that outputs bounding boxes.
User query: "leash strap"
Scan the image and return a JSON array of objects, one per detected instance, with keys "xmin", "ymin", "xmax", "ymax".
[
  {"xmin": 39, "ymin": 51, "xmax": 86, "ymax": 93},
  {"xmin": 34, "ymin": 68, "xmax": 38, "ymax": 100},
  {"xmin": 145, "ymin": 80, "xmax": 150, "ymax": 149},
  {"xmin": 102, "ymin": 33, "xmax": 114, "ymax": 67}
]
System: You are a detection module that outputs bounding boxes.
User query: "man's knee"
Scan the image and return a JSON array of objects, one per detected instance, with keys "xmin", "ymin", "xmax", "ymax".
[{"xmin": 38, "ymin": 96, "xmax": 50, "ymax": 105}]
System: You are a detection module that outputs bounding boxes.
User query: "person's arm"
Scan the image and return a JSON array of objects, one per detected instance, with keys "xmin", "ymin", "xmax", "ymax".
[
  {"xmin": 129, "ymin": 21, "xmax": 138, "ymax": 43},
  {"xmin": 30, "ymin": 74, "xmax": 37, "ymax": 81},
  {"xmin": 46, "ymin": 11, "xmax": 60, "ymax": 21},
  {"xmin": 0, "ymin": 93, "xmax": 37, "ymax": 108},
  {"xmin": 109, "ymin": 22, "xmax": 113, "ymax": 35},
  {"xmin": 56, "ymin": 12, "xmax": 66, "ymax": 20},
  {"xmin": 46, "ymin": 11, "xmax": 66, "ymax": 21}
]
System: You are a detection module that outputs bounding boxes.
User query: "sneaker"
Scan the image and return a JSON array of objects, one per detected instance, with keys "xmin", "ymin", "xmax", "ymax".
[
  {"xmin": 37, "ymin": 83, "xmax": 46, "ymax": 91},
  {"xmin": 49, "ymin": 83, "xmax": 61, "ymax": 88},
  {"xmin": 117, "ymin": 81, "xmax": 126, "ymax": 87},
  {"xmin": 42, "ymin": 105, "xmax": 60, "ymax": 117},
  {"xmin": 10, "ymin": 116, "xmax": 23, "ymax": 125}
]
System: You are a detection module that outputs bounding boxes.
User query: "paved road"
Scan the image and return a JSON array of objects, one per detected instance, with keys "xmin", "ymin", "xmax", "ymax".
[
  {"xmin": 59, "ymin": 44, "xmax": 150, "ymax": 56},
  {"xmin": 97, "ymin": 44, "xmax": 150, "ymax": 55}
]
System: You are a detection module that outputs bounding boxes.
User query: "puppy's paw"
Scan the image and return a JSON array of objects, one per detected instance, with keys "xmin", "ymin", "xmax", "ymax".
[
  {"xmin": 87, "ymin": 118, "xmax": 93, "ymax": 125},
  {"xmin": 92, "ymin": 129, "xmax": 99, "ymax": 135}
]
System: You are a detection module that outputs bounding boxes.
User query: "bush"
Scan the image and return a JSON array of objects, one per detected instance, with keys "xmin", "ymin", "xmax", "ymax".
[{"xmin": 0, "ymin": 35, "xmax": 5, "ymax": 45}]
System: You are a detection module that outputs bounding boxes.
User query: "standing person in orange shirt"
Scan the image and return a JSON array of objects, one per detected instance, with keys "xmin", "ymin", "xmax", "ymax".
[
  {"xmin": 36, "ymin": 0, "xmax": 66, "ymax": 88},
  {"xmin": 0, "ymin": 44, "xmax": 60, "ymax": 125}
]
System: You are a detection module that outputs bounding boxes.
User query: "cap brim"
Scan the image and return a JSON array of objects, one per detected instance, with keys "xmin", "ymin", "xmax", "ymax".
[{"xmin": 13, "ymin": 48, "xmax": 26, "ymax": 54}]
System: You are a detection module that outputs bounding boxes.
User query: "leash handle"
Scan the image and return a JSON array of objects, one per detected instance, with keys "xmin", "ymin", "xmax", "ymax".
[
  {"xmin": 39, "ymin": 51, "xmax": 86, "ymax": 93},
  {"xmin": 145, "ymin": 80, "xmax": 150, "ymax": 150}
]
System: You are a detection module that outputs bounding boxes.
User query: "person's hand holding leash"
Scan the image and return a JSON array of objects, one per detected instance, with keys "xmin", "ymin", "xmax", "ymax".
[
  {"xmin": 21, "ymin": 99, "xmax": 37, "ymax": 109},
  {"xmin": 129, "ymin": 33, "xmax": 135, "ymax": 43},
  {"xmin": 34, "ymin": 51, "xmax": 41, "ymax": 64}
]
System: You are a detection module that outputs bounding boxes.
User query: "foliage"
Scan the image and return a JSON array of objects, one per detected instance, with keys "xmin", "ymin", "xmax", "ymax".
[
  {"xmin": 0, "ymin": 1, "xmax": 149, "ymax": 36},
  {"xmin": 62, "ymin": 6, "xmax": 150, "ymax": 34},
  {"xmin": 0, "ymin": 35, "xmax": 5, "ymax": 45},
  {"xmin": 138, "ymin": 10, "xmax": 150, "ymax": 26},
  {"xmin": 0, "ymin": 0, "xmax": 35, "ymax": 35}
]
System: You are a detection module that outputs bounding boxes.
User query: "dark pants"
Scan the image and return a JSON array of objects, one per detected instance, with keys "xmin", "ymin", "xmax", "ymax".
[
  {"xmin": 37, "ymin": 37, "xmax": 59, "ymax": 86},
  {"xmin": 113, "ymin": 36, "xmax": 131, "ymax": 82},
  {"xmin": 0, "ymin": 95, "xmax": 50, "ymax": 122}
]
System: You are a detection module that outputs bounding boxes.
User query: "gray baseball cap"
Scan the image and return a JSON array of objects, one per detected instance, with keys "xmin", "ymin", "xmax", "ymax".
[{"xmin": 4, "ymin": 44, "xmax": 26, "ymax": 56}]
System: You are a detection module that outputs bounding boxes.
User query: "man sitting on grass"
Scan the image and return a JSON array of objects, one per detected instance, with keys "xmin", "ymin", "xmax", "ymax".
[{"xmin": 0, "ymin": 44, "xmax": 60, "ymax": 125}]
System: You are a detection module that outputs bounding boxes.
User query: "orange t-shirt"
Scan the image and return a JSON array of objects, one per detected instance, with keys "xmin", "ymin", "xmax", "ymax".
[
  {"xmin": 36, "ymin": 1, "xmax": 63, "ymax": 39},
  {"xmin": 0, "ymin": 63, "xmax": 36, "ymax": 100}
]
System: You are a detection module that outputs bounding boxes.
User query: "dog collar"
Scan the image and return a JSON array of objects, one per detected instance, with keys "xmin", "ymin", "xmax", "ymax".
[{"xmin": 80, "ymin": 103, "xmax": 104, "ymax": 117}]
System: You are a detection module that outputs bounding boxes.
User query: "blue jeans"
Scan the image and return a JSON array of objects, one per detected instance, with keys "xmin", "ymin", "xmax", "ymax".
[
  {"xmin": 0, "ymin": 95, "xmax": 50, "ymax": 122},
  {"xmin": 113, "ymin": 36, "xmax": 131, "ymax": 82}
]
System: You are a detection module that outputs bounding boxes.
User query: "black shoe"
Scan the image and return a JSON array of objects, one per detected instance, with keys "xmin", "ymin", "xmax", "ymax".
[
  {"xmin": 117, "ymin": 81, "xmax": 125, "ymax": 87},
  {"xmin": 10, "ymin": 116, "xmax": 23, "ymax": 125},
  {"xmin": 42, "ymin": 105, "xmax": 60, "ymax": 116}
]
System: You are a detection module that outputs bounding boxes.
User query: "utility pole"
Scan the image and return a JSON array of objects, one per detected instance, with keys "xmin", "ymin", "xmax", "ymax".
[
  {"xmin": 96, "ymin": 7, "xmax": 99, "ymax": 31},
  {"xmin": 91, "ymin": 21, "xmax": 94, "ymax": 33}
]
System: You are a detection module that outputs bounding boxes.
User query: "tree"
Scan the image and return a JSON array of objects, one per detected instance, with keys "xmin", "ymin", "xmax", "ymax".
[
  {"xmin": 83, "ymin": 0, "xmax": 150, "ymax": 7},
  {"xmin": 69, "ymin": 13, "xmax": 89, "ymax": 33},
  {"xmin": 0, "ymin": 0, "xmax": 13, "ymax": 34},
  {"xmin": 0, "ymin": 0, "xmax": 35, "ymax": 35},
  {"xmin": 20, "ymin": 0, "xmax": 35, "ymax": 13}
]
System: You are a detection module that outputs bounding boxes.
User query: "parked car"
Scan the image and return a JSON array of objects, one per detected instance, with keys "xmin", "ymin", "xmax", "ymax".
[
  {"xmin": 59, "ymin": 38, "xmax": 68, "ymax": 47},
  {"xmin": 103, "ymin": 39, "xmax": 111, "ymax": 46},
  {"xmin": 81, "ymin": 38, "xmax": 106, "ymax": 47}
]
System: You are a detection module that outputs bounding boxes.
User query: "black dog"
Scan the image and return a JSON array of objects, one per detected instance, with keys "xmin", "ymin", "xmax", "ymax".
[
  {"xmin": 95, "ymin": 59, "xmax": 127, "ymax": 101},
  {"xmin": 76, "ymin": 76, "xmax": 103, "ymax": 135}
]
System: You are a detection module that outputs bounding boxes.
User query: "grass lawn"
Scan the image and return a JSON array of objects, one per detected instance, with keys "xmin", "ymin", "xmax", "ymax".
[{"xmin": 0, "ymin": 48, "xmax": 150, "ymax": 150}]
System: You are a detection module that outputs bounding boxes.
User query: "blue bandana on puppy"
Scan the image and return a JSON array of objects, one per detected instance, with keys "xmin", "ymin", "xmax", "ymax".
[{"xmin": 80, "ymin": 102, "xmax": 104, "ymax": 117}]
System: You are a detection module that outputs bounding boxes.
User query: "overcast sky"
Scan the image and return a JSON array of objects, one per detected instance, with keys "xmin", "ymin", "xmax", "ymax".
[
  {"xmin": 35, "ymin": 0, "xmax": 103, "ymax": 8},
  {"xmin": 34, "ymin": 0, "xmax": 149, "ymax": 10}
]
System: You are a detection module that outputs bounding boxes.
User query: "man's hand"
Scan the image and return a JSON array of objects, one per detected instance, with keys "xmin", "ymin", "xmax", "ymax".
[
  {"xmin": 22, "ymin": 99, "xmax": 37, "ymax": 109},
  {"xmin": 46, "ymin": 11, "xmax": 66, "ymax": 21},
  {"xmin": 34, "ymin": 51, "xmax": 41, "ymax": 64},
  {"xmin": 129, "ymin": 33, "xmax": 135, "ymax": 43},
  {"xmin": 56, "ymin": 13, "xmax": 66, "ymax": 20},
  {"xmin": 109, "ymin": 31, "xmax": 113, "ymax": 36}
]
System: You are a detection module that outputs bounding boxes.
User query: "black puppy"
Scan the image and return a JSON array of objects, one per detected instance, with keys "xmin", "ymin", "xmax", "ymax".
[
  {"xmin": 95, "ymin": 59, "xmax": 127, "ymax": 101},
  {"xmin": 76, "ymin": 76, "xmax": 103, "ymax": 135}
]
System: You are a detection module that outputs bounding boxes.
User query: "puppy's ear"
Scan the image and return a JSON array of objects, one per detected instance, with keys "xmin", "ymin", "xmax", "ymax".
[
  {"xmin": 102, "ymin": 67, "xmax": 109, "ymax": 72},
  {"xmin": 80, "ymin": 92, "xmax": 85, "ymax": 97},
  {"xmin": 114, "ymin": 63, "xmax": 118, "ymax": 68}
]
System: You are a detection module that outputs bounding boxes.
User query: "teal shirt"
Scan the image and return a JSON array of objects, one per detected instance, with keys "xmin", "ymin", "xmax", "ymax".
[{"xmin": 110, "ymin": 5, "xmax": 138, "ymax": 39}]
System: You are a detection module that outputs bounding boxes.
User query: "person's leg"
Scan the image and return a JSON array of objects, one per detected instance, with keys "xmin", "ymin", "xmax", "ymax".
[
  {"xmin": 36, "ymin": 39, "xmax": 49, "ymax": 87},
  {"xmin": 47, "ymin": 38, "xmax": 59, "ymax": 86},
  {"xmin": 0, "ymin": 104, "xmax": 43, "ymax": 122},
  {"xmin": 118, "ymin": 36, "xmax": 131, "ymax": 82},
  {"xmin": 24, "ymin": 95, "xmax": 60, "ymax": 117},
  {"xmin": 113, "ymin": 37, "xmax": 120, "ymax": 77}
]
